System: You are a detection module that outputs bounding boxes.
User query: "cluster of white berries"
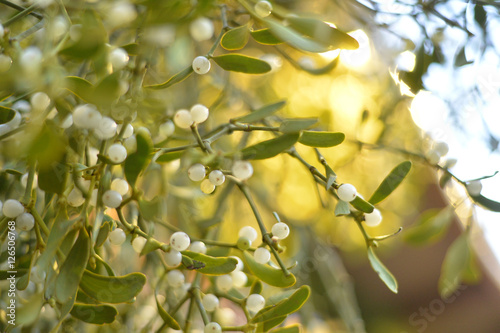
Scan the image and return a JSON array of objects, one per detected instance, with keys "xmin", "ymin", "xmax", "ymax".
[
  {"xmin": 187, "ymin": 164, "xmax": 228, "ymax": 194},
  {"xmin": 426, "ymin": 141, "xmax": 449, "ymax": 165},
  {"xmin": 337, "ymin": 183, "xmax": 383, "ymax": 227},
  {"xmin": 2, "ymin": 199, "xmax": 34, "ymax": 231},
  {"xmin": 174, "ymin": 104, "xmax": 210, "ymax": 129}
]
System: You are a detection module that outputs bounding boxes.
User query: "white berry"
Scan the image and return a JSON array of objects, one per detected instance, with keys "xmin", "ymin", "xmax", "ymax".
[
  {"xmin": 232, "ymin": 161, "xmax": 253, "ymax": 180},
  {"xmin": 466, "ymin": 180, "xmax": 482, "ymax": 196},
  {"xmin": 364, "ymin": 209, "xmax": 383, "ymax": 227},
  {"xmin": 73, "ymin": 104, "xmax": 102, "ymax": 129},
  {"xmin": 190, "ymin": 104, "xmax": 209, "ymax": 124},
  {"xmin": 16, "ymin": 213, "xmax": 35, "ymax": 231},
  {"xmin": 190, "ymin": 241, "xmax": 207, "ymax": 254},
  {"xmin": 94, "ymin": 116, "xmax": 117, "ymax": 139},
  {"xmin": 202, "ymin": 294, "xmax": 219, "ymax": 312},
  {"xmin": 271, "ymin": 222, "xmax": 289, "ymax": 239},
  {"xmin": 165, "ymin": 249, "xmax": 182, "ymax": 267},
  {"xmin": 238, "ymin": 226, "xmax": 258, "ymax": 242},
  {"xmin": 159, "ymin": 120, "xmax": 175, "ymax": 137},
  {"xmin": 132, "ymin": 236, "xmax": 147, "ymax": 253},
  {"xmin": 108, "ymin": 2, "xmax": 137, "ymax": 28},
  {"xmin": 230, "ymin": 256, "xmax": 244, "ymax": 271},
  {"xmin": 255, "ymin": 1, "xmax": 273, "ymax": 17},
  {"xmin": 0, "ymin": 54, "xmax": 12, "ymax": 73},
  {"xmin": 59, "ymin": 114, "xmax": 73, "ymax": 129},
  {"xmin": 246, "ymin": 294, "xmax": 266, "ymax": 312},
  {"xmin": 189, "ymin": 17, "xmax": 214, "ymax": 42},
  {"xmin": 107, "ymin": 182, "xmax": 127, "ymax": 200},
  {"xmin": 102, "ymin": 190, "xmax": 122, "ymax": 208},
  {"xmin": 107, "ymin": 143, "xmax": 128, "ymax": 163},
  {"xmin": 170, "ymin": 231, "xmax": 190, "ymax": 251},
  {"xmin": 337, "ymin": 183, "xmax": 357, "ymax": 202},
  {"xmin": 174, "ymin": 109, "xmax": 193, "ymax": 129},
  {"xmin": 67, "ymin": 188, "xmax": 85, "ymax": 207},
  {"xmin": 188, "ymin": 163, "xmax": 206, "ymax": 181},
  {"xmin": 3, "ymin": 199, "xmax": 24, "ymax": 218},
  {"xmin": 30, "ymin": 92, "xmax": 51, "ymax": 112},
  {"xmin": 254, "ymin": 247, "xmax": 271, "ymax": 264},
  {"xmin": 109, "ymin": 228, "xmax": 126, "ymax": 245},
  {"xmin": 0, "ymin": 24, "xmax": 4, "ymax": 38},
  {"xmin": 204, "ymin": 322, "xmax": 222, "ymax": 333},
  {"xmin": 209, "ymin": 170, "xmax": 225, "ymax": 186},
  {"xmin": 433, "ymin": 141, "xmax": 449, "ymax": 157},
  {"xmin": 20, "ymin": 47, "xmax": 42, "ymax": 73},
  {"xmin": 119, "ymin": 123, "xmax": 134, "ymax": 138},
  {"xmin": 231, "ymin": 271, "xmax": 248, "ymax": 288},
  {"xmin": 200, "ymin": 179, "xmax": 215, "ymax": 194},
  {"xmin": 192, "ymin": 56, "xmax": 211, "ymax": 75},
  {"xmin": 109, "ymin": 48, "xmax": 129, "ymax": 70},
  {"xmin": 167, "ymin": 269, "xmax": 185, "ymax": 288},
  {"xmin": 13, "ymin": 100, "xmax": 31, "ymax": 113},
  {"xmin": 123, "ymin": 135, "xmax": 137, "ymax": 153},
  {"xmin": 216, "ymin": 274, "xmax": 233, "ymax": 292},
  {"xmin": 426, "ymin": 149, "xmax": 441, "ymax": 165}
]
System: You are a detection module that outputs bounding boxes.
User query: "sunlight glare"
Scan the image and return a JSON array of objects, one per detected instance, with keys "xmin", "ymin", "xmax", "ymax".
[{"xmin": 340, "ymin": 30, "xmax": 371, "ymax": 68}]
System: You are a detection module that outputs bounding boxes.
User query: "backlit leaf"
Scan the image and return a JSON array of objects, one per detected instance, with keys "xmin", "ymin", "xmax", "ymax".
[
  {"xmin": 299, "ymin": 131, "xmax": 344, "ymax": 147},
  {"xmin": 241, "ymin": 133, "xmax": 300, "ymax": 160},
  {"xmin": 439, "ymin": 233, "xmax": 470, "ymax": 298},
  {"xmin": 265, "ymin": 19, "xmax": 329, "ymax": 53},
  {"xmin": 279, "ymin": 118, "xmax": 318, "ymax": 133},
  {"xmin": 250, "ymin": 28, "xmax": 283, "ymax": 45},
  {"xmin": 350, "ymin": 196, "xmax": 374, "ymax": 214},
  {"xmin": 369, "ymin": 161, "xmax": 412, "ymax": 205},
  {"xmin": 470, "ymin": 194, "xmax": 500, "ymax": 212},
  {"xmin": 232, "ymin": 100, "xmax": 286, "ymax": 123},
  {"xmin": 221, "ymin": 25, "xmax": 250, "ymax": 50},
  {"xmin": 367, "ymin": 247, "xmax": 398, "ymax": 293},
  {"xmin": 404, "ymin": 208, "xmax": 454, "ymax": 245},
  {"xmin": 334, "ymin": 201, "xmax": 350, "ymax": 216},
  {"xmin": 212, "ymin": 54, "xmax": 271, "ymax": 74}
]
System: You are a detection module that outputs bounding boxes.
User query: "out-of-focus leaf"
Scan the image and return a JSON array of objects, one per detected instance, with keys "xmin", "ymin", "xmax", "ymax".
[
  {"xmin": 70, "ymin": 304, "xmax": 117, "ymax": 324},
  {"xmin": 251, "ymin": 286, "xmax": 310, "ymax": 323},
  {"xmin": 212, "ymin": 54, "xmax": 272, "ymax": 74},
  {"xmin": 265, "ymin": 19, "xmax": 329, "ymax": 53},
  {"xmin": 256, "ymin": 316, "xmax": 287, "ymax": 332},
  {"xmin": 367, "ymin": 247, "xmax": 398, "ymax": 293},
  {"xmin": 55, "ymin": 228, "xmax": 91, "ymax": 303},
  {"xmin": 241, "ymin": 133, "xmax": 300, "ymax": 160},
  {"xmin": 221, "ymin": 25, "xmax": 250, "ymax": 50},
  {"xmin": 454, "ymin": 46, "xmax": 473, "ymax": 67},
  {"xmin": 250, "ymin": 279, "xmax": 263, "ymax": 295},
  {"xmin": 0, "ymin": 106, "xmax": 15, "ymax": 124},
  {"xmin": 243, "ymin": 251, "xmax": 296, "ymax": 288},
  {"xmin": 470, "ymin": 194, "xmax": 500, "ymax": 212},
  {"xmin": 16, "ymin": 292, "xmax": 44, "ymax": 326},
  {"xmin": 124, "ymin": 132, "xmax": 153, "ymax": 188},
  {"xmin": 369, "ymin": 161, "xmax": 412, "ymax": 205},
  {"xmin": 65, "ymin": 76, "xmax": 95, "ymax": 103},
  {"xmin": 298, "ymin": 131, "xmax": 344, "ymax": 147},
  {"xmin": 250, "ymin": 28, "xmax": 283, "ymax": 45},
  {"xmin": 79, "ymin": 270, "xmax": 146, "ymax": 303},
  {"xmin": 232, "ymin": 100, "xmax": 286, "ymax": 123},
  {"xmin": 350, "ymin": 196, "xmax": 374, "ymax": 214},
  {"xmin": 334, "ymin": 201, "xmax": 350, "ymax": 216},
  {"xmin": 404, "ymin": 208, "xmax": 454, "ymax": 245},
  {"xmin": 59, "ymin": 10, "xmax": 106, "ymax": 59},
  {"xmin": 271, "ymin": 325, "xmax": 301, "ymax": 333},
  {"xmin": 121, "ymin": 43, "xmax": 139, "ymax": 56},
  {"xmin": 182, "ymin": 251, "xmax": 238, "ymax": 275},
  {"xmin": 0, "ymin": 269, "xmax": 28, "ymax": 279},
  {"xmin": 474, "ymin": 4, "xmax": 487, "ymax": 31},
  {"xmin": 439, "ymin": 172, "xmax": 452, "ymax": 188},
  {"xmin": 93, "ymin": 72, "xmax": 121, "ymax": 106},
  {"xmin": 145, "ymin": 66, "xmax": 194, "ymax": 89},
  {"xmin": 439, "ymin": 233, "xmax": 470, "ymax": 298},
  {"xmin": 286, "ymin": 16, "xmax": 359, "ymax": 50},
  {"xmin": 156, "ymin": 151, "xmax": 183, "ymax": 163},
  {"xmin": 38, "ymin": 153, "xmax": 67, "ymax": 195},
  {"xmin": 279, "ymin": 118, "xmax": 318, "ymax": 133},
  {"xmin": 28, "ymin": 125, "xmax": 67, "ymax": 170},
  {"xmin": 156, "ymin": 293, "xmax": 181, "ymax": 329},
  {"xmin": 139, "ymin": 197, "xmax": 161, "ymax": 221}
]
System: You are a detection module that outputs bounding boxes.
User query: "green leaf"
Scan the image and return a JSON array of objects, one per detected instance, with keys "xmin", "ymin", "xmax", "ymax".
[
  {"xmin": 139, "ymin": 197, "xmax": 162, "ymax": 221},
  {"xmin": 250, "ymin": 279, "xmax": 263, "ymax": 295},
  {"xmin": 367, "ymin": 247, "xmax": 398, "ymax": 293},
  {"xmin": 369, "ymin": 161, "xmax": 412, "ymax": 205},
  {"xmin": 182, "ymin": 251, "xmax": 238, "ymax": 275},
  {"xmin": 241, "ymin": 133, "xmax": 300, "ymax": 160},
  {"xmin": 404, "ymin": 208, "xmax": 454, "ymax": 245},
  {"xmin": 243, "ymin": 251, "xmax": 296, "ymax": 288},
  {"xmin": 470, "ymin": 194, "xmax": 500, "ymax": 212},
  {"xmin": 55, "ymin": 228, "xmax": 91, "ymax": 303},
  {"xmin": 250, "ymin": 28, "xmax": 283, "ymax": 45},
  {"xmin": 38, "ymin": 153, "xmax": 68, "ymax": 195},
  {"xmin": 140, "ymin": 237, "xmax": 163, "ymax": 256},
  {"xmin": 28, "ymin": 124, "xmax": 67, "ymax": 170},
  {"xmin": 95, "ymin": 221, "xmax": 111, "ymax": 248},
  {"xmin": 145, "ymin": 65, "xmax": 194, "ymax": 90},
  {"xmin": 93, "ymin": 72, "xmax": 121, "ymax": 106},
  {"xmin": 286, "ymin": 17, "xmax": 359, "ymax": 50},
  {"xmin": 256, "ymin": 316, "xmax": 287, "ymax": 332},
  {"xmin": 156, "ymin": 151, "xmax": 184, "ymax": 163},
  {"xmin": 298, "ymin": 131, "xmax": 345, "ymax": 147},
  {"xmin": 212, "ymin": 54, "xmax": 271, "ymax": 74},
  {"xmin": 439, "ymin": 233, "xmax": 470, "ymax": 298},
  {"xmin": 0, "ymin": 269, "xmax": 28, "ymax": 279},
  {"xmin": 0, "ymin": 106, "xmax": 15, "ymax": 124},
  {"xmin": 299, "ymin": 57, "xmax": 339, "ymax": 75},
  {"xmin": 59, "ymin": 10, "xmax": 106, "ymax": 59},
  {"xmin": 271, "ymin": 325, "xmax": 301, "ymax": 333},
  {"xmin": 124, "ymin": 132, "xmax": 153, "ymax": 188},
  {"xmin": 16, "ymin": 292, "xmax": 44, "ymax": 326},
  {"xmin": 265, "ymin": 19, "xmax": 329, "ymax": 53},
  {"xmin": 232, "ymin": 100, "xmax": 286, "ymax": 124},
  {"xmin": 156, "ymin": 293, "xmax": 181, "ymax": 329},
  {"xmin": 221, "ymin": 25, "xmax": 250, "ymax": 50},
  {"xmin": 334, "ymin": 201, "xmax": 350, "ymax": 216},
  {"xmin": 70, "ymin": 304, "xmax": 117, "ymax": 324},
  {"xmin": 279, "ymin": 118, "xmax": 318, "ymax": 133},
  {"xmin": 121, "ymin": 43, "xmax": 140, "ymax": 56},
  {"xmin": 79, "ymin": 270, "xmax": 147, "ymax": 303},
  {"xmin": 64, "ymin": 76, "xmax": 95, "ymax": 104},
  {"xmin": 350, "ymin": 196, "xmax": 374, "ymax": 213},
  {"xmin": 251, "ymin": 286, "xmax": 310, "ymax": 323}
]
